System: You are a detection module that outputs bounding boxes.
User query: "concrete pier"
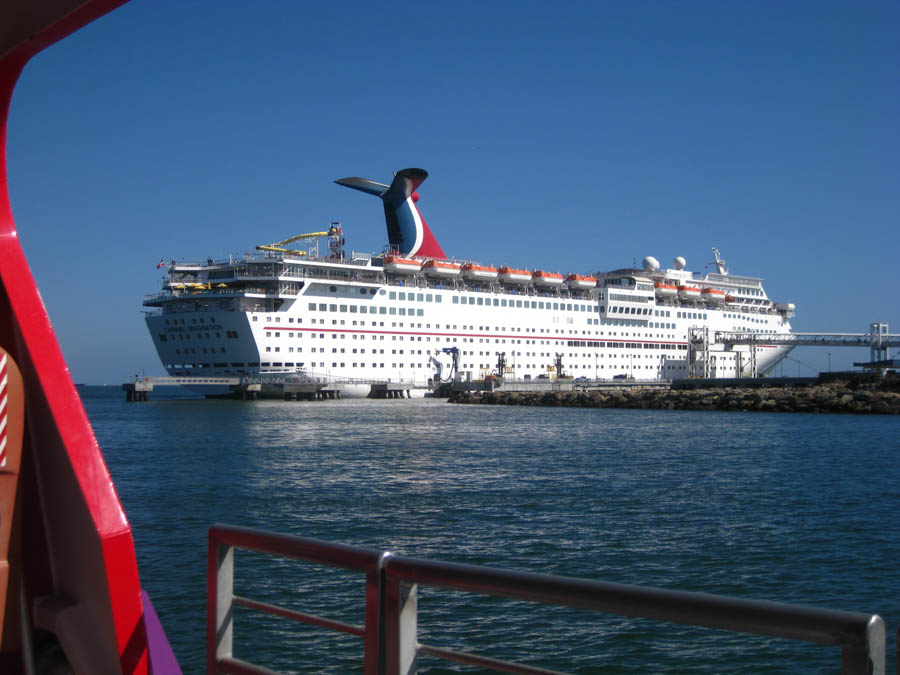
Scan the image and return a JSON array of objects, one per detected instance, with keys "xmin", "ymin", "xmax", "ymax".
[
  {"xmin": 122, "ymin": 381, "xmax": 153, "ymax": 402},
  {"xmin": 123, "ymin": 375, "xmax": 422, "ymax": 401},
  {"xmin": 368, "ymin": 383, "xmax": 411, "ymax": 399}
]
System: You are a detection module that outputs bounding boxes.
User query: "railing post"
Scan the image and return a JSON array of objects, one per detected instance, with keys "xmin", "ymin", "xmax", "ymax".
[
  {"xmin": 363, "ymin": 552, "xmax": 390, "ymax": 675},
  {"xmin": 382, "ymin": 571, "xmax": 418, "ymax": 675},
  {"xmin": 207, "ymin": 534, "xmax": 234, "ymax": 675},
  {"xmin": 840, "ymin": 614, "xmax": 884, "ymax": 675}
]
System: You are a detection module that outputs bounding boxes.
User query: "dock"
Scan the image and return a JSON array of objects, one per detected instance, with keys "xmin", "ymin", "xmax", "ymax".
[{"xmin": 121, "ymin": 375, "xmax": 425, "ymax": 401}]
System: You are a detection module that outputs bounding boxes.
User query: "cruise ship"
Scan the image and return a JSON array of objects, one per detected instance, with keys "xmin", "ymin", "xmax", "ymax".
[{"xmin": 143, "ymin": 168, "xmax": 796, "ymax": 397}]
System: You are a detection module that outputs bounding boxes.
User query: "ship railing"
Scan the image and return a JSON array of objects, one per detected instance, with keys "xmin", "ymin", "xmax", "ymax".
[{"xmin": 207, "ymin": 524, "xmax": 885, "ymax": 675}]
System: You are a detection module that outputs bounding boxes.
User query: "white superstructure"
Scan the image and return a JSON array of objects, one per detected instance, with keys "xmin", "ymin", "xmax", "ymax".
[{"xmin": 143, "ymin": 241, "xmax": 796, "ymax": 397}]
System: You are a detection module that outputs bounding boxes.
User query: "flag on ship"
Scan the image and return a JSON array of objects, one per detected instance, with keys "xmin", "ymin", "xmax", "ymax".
[{"xmin": 156, "ymin": 259, "xmax": 166, "ymax": 269}]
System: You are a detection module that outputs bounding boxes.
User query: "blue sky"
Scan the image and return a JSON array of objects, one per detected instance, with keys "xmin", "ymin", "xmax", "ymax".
[{"xmin": 6, "ymin": 0, "xmax": 899, "ymax": 383}]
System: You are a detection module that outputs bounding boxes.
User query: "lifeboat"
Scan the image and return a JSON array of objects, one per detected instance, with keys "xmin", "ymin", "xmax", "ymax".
[
  {"xmin": 565, "ymin": 274, "xmax": 597, "ymax": 290},
  {"xmin": 532, "ymin": 270, "xmax": 564, "ymax": 287},
  {"xmin": 654, "ymin": 282, "xmax": 678, "ymax": 298},
  {"xmin": 423, "ymin": 259, "xmax": 461, "ymax": 278},
  {"xmin": 725, "ymin": 294, "xmax": 739, "ymax": 305},
  {"xmin": 461, "ymin": 263, "xmax": 499, "ymax": 281},
  {"xmin": 701, "ymin": 288, "xmax": 726, "ymax": 304},
  {"xmin": 383, "ymin": 255, "xmax": 421, "ymax": 274},
  {"xmin": 498, "ymin": 266, "xmax": 532, "ymax": 284},
  {"xmin": 677, "ymin": 285, "xmax": 701, "ymax": 300}
]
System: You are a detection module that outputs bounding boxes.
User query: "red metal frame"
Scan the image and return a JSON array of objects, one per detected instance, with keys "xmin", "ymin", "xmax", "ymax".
[{"xmin": 1, "ymin": 1, "xmax": 149, "ymax": 672}]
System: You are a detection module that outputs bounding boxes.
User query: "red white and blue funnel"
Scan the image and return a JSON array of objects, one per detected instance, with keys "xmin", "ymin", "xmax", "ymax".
[{"xmin": 335, "ymin": 168, "xmax": 447, "ymax": 259}]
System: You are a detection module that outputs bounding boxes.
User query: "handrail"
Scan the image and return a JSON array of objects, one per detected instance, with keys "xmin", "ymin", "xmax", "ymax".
[
  {"xmin": 207, "ymin": 524, "xmax": 386, "ymax": 675},
  {"xmin": 207, "ymin": 524, "xmax": 886, "ymax": 675},
  {"xmin": 384, "ymin": 555, "xmax": 884, "ymax": 665}
]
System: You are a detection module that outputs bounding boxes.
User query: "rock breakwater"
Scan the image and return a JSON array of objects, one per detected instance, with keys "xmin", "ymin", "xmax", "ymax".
[{"xmin": 449, "ymin": 379, "xmax": 900, "ymax": 414}]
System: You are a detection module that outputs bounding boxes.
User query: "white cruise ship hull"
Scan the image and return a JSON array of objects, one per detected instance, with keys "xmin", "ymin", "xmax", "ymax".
[{"xmin": 143, "ymin": 169, "xmax": 797, "ymax": 395}]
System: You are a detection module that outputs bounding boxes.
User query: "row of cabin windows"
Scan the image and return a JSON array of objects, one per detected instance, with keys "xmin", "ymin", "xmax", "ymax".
[
  {"xmin": 164, "ymin": 316, "xmax": 217, "ymax": 325},
  {"xmin": 453, "ymin": 296, "xmax": 597, "ymax": 312},
  {"xmin": 387, "ymin": 291, "xmax": 442, "ymax": 302},
  {"xmin": 305, "ymin": 303, "xmax": 426, "ymax": 317},
  {"xmin": 725, "ymin": 314, "xmax": 771, "ymax": 324},
  {"xmin": 255, "ymin": 312, "xmax": 661, "ymax": 330},
  {"xmin": 157, "ymin": 330, "xmax": 239, "ymax": 343},
  {"xmin": 608, "ymin": 305, "xmax": 649, "ymax": 315}
]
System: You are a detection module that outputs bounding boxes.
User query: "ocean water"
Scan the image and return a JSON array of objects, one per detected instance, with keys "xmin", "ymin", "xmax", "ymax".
[{"xmin": 80, "ymin": 387, "xmax": 899, "ymax": 673}]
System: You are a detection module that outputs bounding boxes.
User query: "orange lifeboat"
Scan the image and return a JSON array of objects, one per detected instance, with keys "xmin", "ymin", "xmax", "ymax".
[
  {"xmin": 701, "ymin": 288, "xmax": 726, "ymax": 304},
  {"xmin": 422, "ymin": 259, "xmax": 461, "ymax": 278},
  {"xmin": 654, "ymin": 282, "xmax": 678, "ymax": 298},
  {"xmin": 461, "ymin": 263, "xmax": 498, "ymax": 281},
  {"xmin": 532, "ymin": 270, "xmax": 564, "ymax": 287},
  {"xmin": 565, "ymin": 274, "xmax": 597, "ymax": 290},
  {"xmin": 677, "ymin": 284, "xmax": 701, "ymax": 300},
  {"xmin": 498, "ymin": 266, "xmax": 532, "ymax": 284},
  {"xmin": 383, "ymin": 255, "xmax": 421, "ymax": 274}
]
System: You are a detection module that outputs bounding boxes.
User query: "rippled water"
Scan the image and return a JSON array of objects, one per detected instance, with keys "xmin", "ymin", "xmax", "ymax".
[{"xmin": 81, "ymin": 387, "xmax": 900, "ymax": 673}]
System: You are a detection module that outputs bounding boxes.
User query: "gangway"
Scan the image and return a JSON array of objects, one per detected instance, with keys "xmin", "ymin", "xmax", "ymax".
[
  {"xmin": 699, "ymin": 323, "xmax": 899, "ymax": 378},
  {"xmin": 718, "ymin": 323, "xmax": 899, "ymax": 363},
  {"xmin": 717, "ymin": 323, "xmax": 898, "ymax": 350}
]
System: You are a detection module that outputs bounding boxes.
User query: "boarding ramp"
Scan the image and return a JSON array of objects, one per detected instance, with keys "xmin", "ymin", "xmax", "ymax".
[
  {"xmin": 717, "ymin": 322, "xmax": 899, "ymax": 362},
  {"xmin": 207, "ymin": 524, "xmax": 885, "ymax": 675}
]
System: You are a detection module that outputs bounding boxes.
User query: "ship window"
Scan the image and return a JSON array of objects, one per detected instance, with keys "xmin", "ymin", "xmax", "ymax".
[
  {"xmin": 379, "ymin": 307, "xmax": 387, "ymax": 314},
  {"xmin": 390, "ymin": 308, "xmax": 397, "ymax": 315},
  {"xmin": 427, "ymin": 294, "xmax": 433, "ymax": 302},
  {"xmin": 417, "ymin": 309, "xmax": 424, "ymax": 316},
  {"xmin": 340, "ymin": 305, "xmax": 347, "ymax": 312},
  {"xmin": 350, "ymin": 305, "xmax": 357, "ymax": 313},
  {"xmin": 252, "ymin": 316, "xmax": 258, "ymax": 321},
  {"xmin": 453, "ymin": 296, "xmax": 459, "ymax": 304},
  {"xmin": 417, "ymin": 293, "xmax": 424, "ymax": 301},
  {"xmin": 435, "ymin": 295, "xmax": 441, "ymax": 303}
]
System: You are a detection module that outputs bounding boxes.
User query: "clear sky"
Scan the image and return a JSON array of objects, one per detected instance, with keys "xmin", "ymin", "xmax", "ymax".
[{"xmin": 6, "ymin": 0, "xmax": 899, "ymax": 383}]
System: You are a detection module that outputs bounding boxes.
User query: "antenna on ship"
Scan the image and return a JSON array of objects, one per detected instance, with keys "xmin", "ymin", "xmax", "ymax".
[{"xmin": 711, "ymin": 247, "xmax": 728, "ymax": 275}]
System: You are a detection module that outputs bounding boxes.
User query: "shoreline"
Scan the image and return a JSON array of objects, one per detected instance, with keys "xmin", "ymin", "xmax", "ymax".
[{"xmin": 448, "ymin": 375, "xmax": 900, "ymax": 414}]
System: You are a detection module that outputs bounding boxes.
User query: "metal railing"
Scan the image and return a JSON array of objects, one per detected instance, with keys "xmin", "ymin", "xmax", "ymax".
[
  {"xmin": 717, "ymin": 330, "xmax": 900, "ymax": 348},
  {"xmin": 208, "ymin": 524, "xmax": 886, "ymax": 675}
]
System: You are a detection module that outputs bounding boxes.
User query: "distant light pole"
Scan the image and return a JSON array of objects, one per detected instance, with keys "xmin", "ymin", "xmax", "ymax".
[{"xmin": 827, "ymin": 352, "xmax": 831, "ymax": 372}]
